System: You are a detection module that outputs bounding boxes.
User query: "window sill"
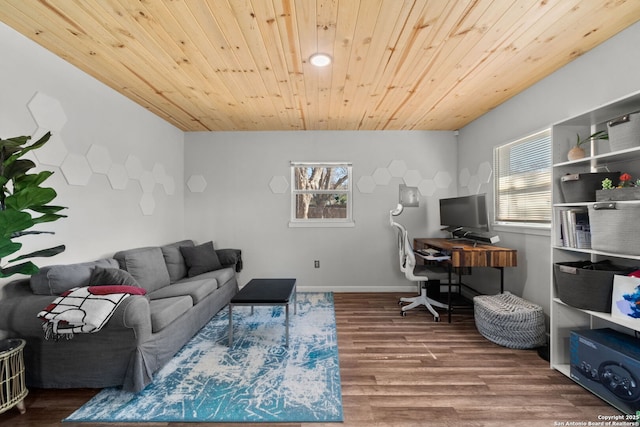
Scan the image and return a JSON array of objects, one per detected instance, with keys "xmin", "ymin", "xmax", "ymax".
[
  {"xmin": 492, "ymin": 223, "xmax": 551, "ymax": 237},
  {"xmin": 289, "ymin": 221, "xmax": 355, "ymax": 228}
]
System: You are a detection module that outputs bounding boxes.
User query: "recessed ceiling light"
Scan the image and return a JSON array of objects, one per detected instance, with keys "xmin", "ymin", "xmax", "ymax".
[{"xmin": 309, "ymin": 53, "xmax": 332, "ymax": 67}]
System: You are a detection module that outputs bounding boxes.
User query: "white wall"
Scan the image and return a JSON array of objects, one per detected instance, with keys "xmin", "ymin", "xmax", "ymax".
[
  {"xmin": 0, "ymin": 22, "xmax": 185, "ymax": 285},
  {"xmin": 457, "ymin": 21, "xmax": 640, "ymax": 315},
  {"xmin": 184, "ymin": 130, "xmax": 458, "ymax": 291}
]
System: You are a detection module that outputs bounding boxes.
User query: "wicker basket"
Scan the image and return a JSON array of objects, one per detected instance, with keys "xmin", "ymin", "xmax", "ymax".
[
  {"xmin": 554, "ymin": 260, "xmax": 635, "ymax": 312},
  {"xmin": 0, "ymin": 339, "xmax": 27, "ymax": 415},
  {"xmin": 473, "ymin": 292, "xmax": 546, "ymax": 349},
  {"xmin": 560, "ymin": 172, "xmax": 620, "ymax": 203},
  {"xmin": 589, "ymin": 202, "xmax": 640, "ymax": 255},
  {"xmin": 608, "ymin": 111, "xmax": 640, "ymax": 151}
]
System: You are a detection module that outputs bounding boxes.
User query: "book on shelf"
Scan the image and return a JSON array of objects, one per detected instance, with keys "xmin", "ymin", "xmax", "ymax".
[{"xmin": 560, "ymin": 208, "xmax": 591, "ymax": 249}]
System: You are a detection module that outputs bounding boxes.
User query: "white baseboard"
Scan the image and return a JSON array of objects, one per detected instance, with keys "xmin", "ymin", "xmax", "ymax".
[{"xmin": 297, "ymin": 284, "xmax": 461, "ymax": 293}]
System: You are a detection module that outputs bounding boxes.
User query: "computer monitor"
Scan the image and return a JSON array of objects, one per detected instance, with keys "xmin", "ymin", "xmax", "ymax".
[{"xmin": 439, "ymin": 194, "xmax": 490, "ymax": 232}]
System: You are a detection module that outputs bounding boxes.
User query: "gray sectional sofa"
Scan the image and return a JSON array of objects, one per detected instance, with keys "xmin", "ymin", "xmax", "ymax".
[{"xmin": 0, "ymin": 239, "xmax": 241, "ymax": 392}]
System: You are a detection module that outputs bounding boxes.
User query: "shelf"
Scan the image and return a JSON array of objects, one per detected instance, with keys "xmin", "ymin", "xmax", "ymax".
[
  {"xmin": 554, "ymin": 200, "xmax": 640, "ymax": 207},
  {"xmin": 552, "ymin": 245, "xmax": 640, "ymax": 260},
  {"xmin": 550, "ymin": 91, "xmax": 640, "ymax": 411},
  {"xmin": 553, "ymin": 298, "xmax": 640, "ymax": 333},
  {"xmin": 553, "ymin": 146, "xmax": 640, "ymax": 168}
]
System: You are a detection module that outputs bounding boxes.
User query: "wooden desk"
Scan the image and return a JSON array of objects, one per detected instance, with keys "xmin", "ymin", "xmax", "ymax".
[{"xmin": 413, "ymin": 238, "xmax": 517, "ymax": 322}]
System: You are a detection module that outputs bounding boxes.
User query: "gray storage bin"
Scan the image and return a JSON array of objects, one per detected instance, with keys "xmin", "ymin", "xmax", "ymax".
[
  {"xmin": 589, "ymin": 202, "xmax": 640, "ymax": 255},
  {"xmin": 560, "ymin": 172, "xmax": 619, "ymax": 203},
  {"xmin": 608, "ymin": 111, "xmax": 640, "ymax": 151},
  {"xmin": 554, "ymin": 260, "xmax": 636, "ymax": 312}
]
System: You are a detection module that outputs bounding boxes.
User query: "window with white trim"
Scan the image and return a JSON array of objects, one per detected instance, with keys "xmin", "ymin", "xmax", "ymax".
[
  {"xmin": 494, "ymin": 129, "xmax": 552, "ymax": 226},
  {"xmin": 290, "ymin": 162, "xmax": 353, "ymax": 227}
]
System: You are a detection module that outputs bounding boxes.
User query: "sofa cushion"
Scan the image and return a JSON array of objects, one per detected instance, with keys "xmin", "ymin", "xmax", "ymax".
[
  {"xmin": 149, "ymin": 296, "xmax": 192, "ymax": 333},
  {"xmin": 114, "ymin": 247, "xmax": 170, "ymax": 293},
  {"xmin": 161, "ymin": 240, "xmax": 194, "ymax": 283},
  {"xmin": 176, "ymin": 267, "xmax": 235, "ymax": 289},
  {"xmin": 147, "ymin": 279, "xmax": 217, "ymax": 304},
  {"xmin": 180, "ymin": 241, "xmax": 222, "ymax": 277},
  {"xmin": 30, "ymin": 258, "xmax": 120, "ymax": 295},
  {"xmin": 89, "ymin": 267, "xmax": 141, "ymax": 288}
]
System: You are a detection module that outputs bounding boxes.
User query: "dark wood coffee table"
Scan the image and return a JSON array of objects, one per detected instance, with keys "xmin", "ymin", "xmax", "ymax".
[{"xmin": 228, "ymin": 278, "xmax": 297, "ymax": 346}]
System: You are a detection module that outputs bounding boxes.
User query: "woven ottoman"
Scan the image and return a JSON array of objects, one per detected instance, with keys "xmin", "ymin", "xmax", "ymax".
[{"xmin": 473, "ymin": 292, "xmax": 546, "ymax": 349}]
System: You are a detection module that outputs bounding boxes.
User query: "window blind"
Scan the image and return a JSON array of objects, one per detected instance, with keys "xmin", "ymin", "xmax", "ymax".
[{"xmin": 494, "ymin": 129, "xmax": 551, "ymax": 224}]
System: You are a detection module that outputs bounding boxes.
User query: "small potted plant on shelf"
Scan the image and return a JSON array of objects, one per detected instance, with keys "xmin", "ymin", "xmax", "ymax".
[
  {"xmin": 567, "ymin": 130, "xmax": 609, "ymax": 161},
  {"xmin": 597, "ymin": 173, "xmax": 640, "ymax": 201}
]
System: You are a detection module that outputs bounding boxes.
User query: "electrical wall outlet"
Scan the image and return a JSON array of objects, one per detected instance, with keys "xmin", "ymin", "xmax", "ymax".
[{"xmin": 314, "ymin": 260, "xmax": 320, "ymax": 268}]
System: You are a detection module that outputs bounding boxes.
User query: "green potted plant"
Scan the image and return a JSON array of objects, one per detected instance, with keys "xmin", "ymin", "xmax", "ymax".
[
  {"xmin": 0, "ymin": 132, "xmax": 67, "ymax": 277},
  {"xmin": 567, "ymin": 130, "xmax": 609, "ymax": 161},
  {"xmin": 597, "ymin": 173, "xmax": 640, "ymax": 201}
]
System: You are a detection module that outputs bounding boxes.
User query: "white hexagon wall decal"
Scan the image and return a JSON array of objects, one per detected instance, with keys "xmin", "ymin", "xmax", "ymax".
[
  {"xmin": 86, "ymin": 144, "xmax": 112, "ymax": 174},
  {"xmin": 459, "ymin": 168, "xmax": 471, "ymax": 187},
  {"xmin": 403, "ymin": 170, "xmax": 422, "ymax": 187},
  {"xmin": 107, "ymin": 163, "xmax": 129, "ymax": 190},
  {"xmin": 187, "ymin": 175, "xmax": 207, "ymax": 193},
  {"xmin": 152, "ymin": 163, "xmax": 166, "ymax": 182},
  {"xmin": 467, "ymin": 175, "xmax": 481, "ymax": 194},
  {"xmin": 33, "ymin": 131, "xmax": 68, "ymax": 166},
  {"xmin": 139, "ymin": 170, "xmax": 156, "ymax": 193},
  {"xmin": 60, "ymin": 153, "xmax": 92, "ymax": 186},
  {"xmin": 162, "ymin": 175, "xmax": 176, "ymax": 195},
  {"xmin": 372, "ymin": 167, "xmax": 391, "ymax": 186},
  {"xmin": 125, "ymin": 155, "xmax": 144, "ymax": 180},
  {"xmin": 28, "ymin": 92, "xmax": 67, "ymax": 132},
  {"xmin": 434, "ymin": 171, "xmax": 452, "ymax": 189},
  {"xmin": 387, "ymin": 160, "xmax": 407, "ymax": 178},
  {"xmin": 269, "ymin": 176, "xmax": 288, "ymax": 194},
  {"xmin": 478, "ymin": 161, "xmax": 493, "ymax": 183},
  {"xmin": 139, "ymin": 193, "xmax": 156, "ymax": 216},
  {"xmin": 418, "ymin": 179, "xmax": 437, "ymax": 196},
  {"xmin": 356, "ymin": 175, "xmax": 376, "ymax": 193}
]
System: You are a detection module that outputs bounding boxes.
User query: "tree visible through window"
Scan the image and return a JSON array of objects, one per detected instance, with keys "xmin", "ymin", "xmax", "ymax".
[{"xmin": 290, "ymin": 162, "xmax": 353, "ymax": 226}]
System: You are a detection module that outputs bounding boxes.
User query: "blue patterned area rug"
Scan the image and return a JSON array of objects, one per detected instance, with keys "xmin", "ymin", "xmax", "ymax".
[{"xmin": 64, "ymin": 292, "xmax": 343, "ymax": 423}]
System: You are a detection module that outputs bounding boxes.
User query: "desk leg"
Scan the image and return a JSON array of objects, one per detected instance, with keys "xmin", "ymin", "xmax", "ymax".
[{"xmin": 499, "ymin": 267, "xmax": 504, "ymax": 293}]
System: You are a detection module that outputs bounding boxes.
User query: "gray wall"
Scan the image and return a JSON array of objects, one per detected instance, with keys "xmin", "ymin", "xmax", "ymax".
[
  {"xmin": 457, "ymin": 21, "xmax": 640, "ymax": 314},
  {"xmin": 184, "ymin": 130, "xmax": 458, "ymax": 291}
]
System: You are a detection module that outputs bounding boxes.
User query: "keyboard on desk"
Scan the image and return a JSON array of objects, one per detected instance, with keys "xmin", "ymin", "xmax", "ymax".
[{"xmin": 416, "ymin": 248, "xmax": 449, "ymax": 258}]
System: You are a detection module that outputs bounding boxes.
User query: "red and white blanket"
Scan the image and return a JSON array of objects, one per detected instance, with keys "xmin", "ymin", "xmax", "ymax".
[{"xmin": 38, "ymin": 285, "xmax": 145, "ymax": 340}]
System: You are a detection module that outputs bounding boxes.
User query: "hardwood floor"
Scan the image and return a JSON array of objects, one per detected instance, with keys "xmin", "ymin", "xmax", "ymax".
[{"xmin": 0, "ymin": 292, "xmax": 619, "ymax": 427}]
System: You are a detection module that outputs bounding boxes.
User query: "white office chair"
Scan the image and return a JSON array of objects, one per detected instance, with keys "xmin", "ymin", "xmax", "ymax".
[{"xmin": 390, "ymin": 204, "xmax": 451, "ymax": 321}]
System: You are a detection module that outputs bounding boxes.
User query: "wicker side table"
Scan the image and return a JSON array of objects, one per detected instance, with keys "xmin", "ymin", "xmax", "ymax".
[{"xmin": 0, "ymin": 339, "xmax": 27, "ymax": 415}]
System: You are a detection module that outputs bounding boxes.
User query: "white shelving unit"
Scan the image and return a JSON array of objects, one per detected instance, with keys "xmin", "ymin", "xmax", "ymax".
[{"xmin": 550, "ymin": 91, "xmax": 640, "ymax": 395}]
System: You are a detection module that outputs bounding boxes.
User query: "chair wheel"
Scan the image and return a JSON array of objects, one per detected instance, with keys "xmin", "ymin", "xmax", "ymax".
[
  {"xmin": 434, "ymin": 316, "xmax": 440, "ymax": 322},
  {"xmin": 398, "ymin": 300, "xmax": 402, "ymax": 305},
  {"xmin": 401, "ymin": 310, "xmax": 407, "ymax": 317}
]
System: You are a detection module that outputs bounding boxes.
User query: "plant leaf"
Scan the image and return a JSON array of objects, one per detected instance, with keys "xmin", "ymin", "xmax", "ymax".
[
  {"xmin": 32, "ymin": 213, "xmax": 67, "ymax": 225},
  {"xmin": 30, "ymin": 204, "xmax": 66, "ymax": 214},
  {"xmin": 0, "ymin": 238, "xmax": 21, "ymax": 258},
  {"xmin": 8, "ymin": 244, "xmax": 66, "ymax": 262},
  {"xmin": 3, "ymin": 159, "xmax": 36, "ymax": 181},
  {"xmin": 5, "ymin": 187, "xmax": 57, "ymax": 211},
  {"xmin": 14, "ymin": 171, "xmax": 54, "ymax": 191},
  {"xmin": 0, "ymin": 261, "xmax": 39, "ymax": 278},
  {"xmin": 0, "ymin": 210, "xmax": 34, "ymax": 238}
]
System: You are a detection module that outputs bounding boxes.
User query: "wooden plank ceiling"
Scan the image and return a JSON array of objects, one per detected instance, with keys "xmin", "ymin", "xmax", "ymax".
[{"xmin": 1, "ymin": 0, "xmax": 640, "ymax": 132}]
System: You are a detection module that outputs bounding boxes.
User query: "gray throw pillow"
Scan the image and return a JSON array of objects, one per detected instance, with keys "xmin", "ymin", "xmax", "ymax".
[
  {"xmin": 89, "ymin": 267, "xmax": 141, "ymax": 287},
  {"xmin": 180, "ymin": 241, "xmax": 222, "ymax": 277}
]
